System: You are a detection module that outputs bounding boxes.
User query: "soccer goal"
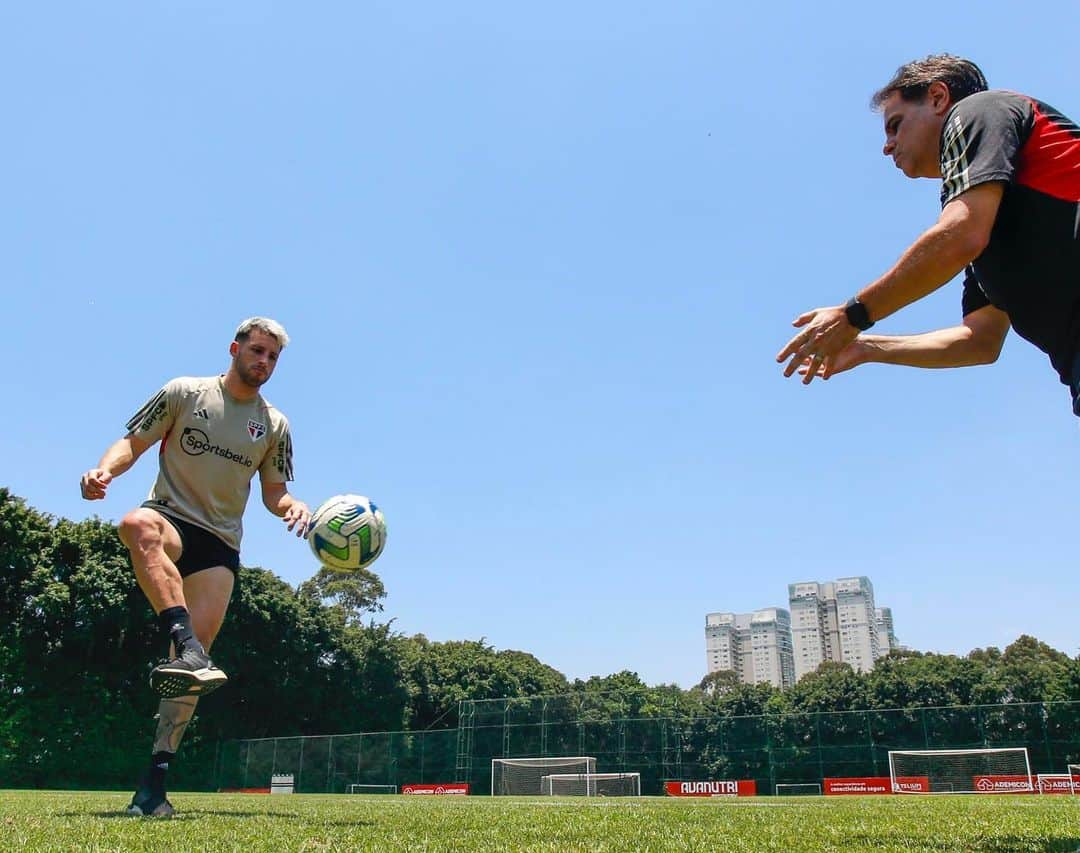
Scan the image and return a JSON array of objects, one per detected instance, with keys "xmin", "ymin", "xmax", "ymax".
[
  {"xmin": 346, "ymin": 784, "xmax": 397, "ymax": 794},
  {"xmin": 889, "ymin": 747, "xmax": 1033, "ymax": 794},
  {"xmin": 774, "ymin": 783, "xmax": 821, "ymax": 796},
  {"xmin": 1037, "ymin": 769, "xmax": 1080, "ymax": 795},
  {"xmin": 491, "ymin": 757, "xmax": 597, "ymax": 795},
  {"xmin": 540, "ymin": 772, "xmax": 641, "ymax": 797}
]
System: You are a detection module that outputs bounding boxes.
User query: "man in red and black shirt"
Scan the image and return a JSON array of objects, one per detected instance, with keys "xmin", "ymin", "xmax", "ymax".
[{"xmin": 776, "ymin": 55, "xmax": 1080, "ymax": 414}]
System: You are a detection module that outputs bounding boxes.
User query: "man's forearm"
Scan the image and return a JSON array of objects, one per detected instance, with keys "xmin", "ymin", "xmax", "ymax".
[
  {"xmin": 859, "ymin": 326, "xmax": 998, "ymax": 369},
  {"xmin": 264, "ymin": 489, "xmax": 298, "ymax": 517},
  {"xmin": 98, "ymin": 437, "xmax": 140, "ymax": 478},
  {"xmin": 858, "ymin": 220, "xmax": 981, "ymax": 324}
]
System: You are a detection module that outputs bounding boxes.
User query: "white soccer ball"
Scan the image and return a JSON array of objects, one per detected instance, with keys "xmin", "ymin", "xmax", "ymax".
[{"xmin": 308, "ymin": 494, "xmax": 387, "ymax": 571}]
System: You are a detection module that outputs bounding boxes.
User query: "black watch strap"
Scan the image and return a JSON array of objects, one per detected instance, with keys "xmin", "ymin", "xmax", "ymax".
[{"xmin": 844, "ymin": 297, "xmax": 874, "ymax": 331}]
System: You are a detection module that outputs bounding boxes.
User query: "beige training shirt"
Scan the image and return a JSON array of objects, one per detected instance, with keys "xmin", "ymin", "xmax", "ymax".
[{"xmin": 125, "ymin": 375, "xmax": 293, "ymax": 551}]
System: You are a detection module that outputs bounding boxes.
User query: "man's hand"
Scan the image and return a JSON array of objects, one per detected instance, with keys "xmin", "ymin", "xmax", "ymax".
[
  {"xmin": 797, "ymin": 339, "xmax": 870, "ymax": 381},
  {"xmin": 80, "ymin": 468, "xmax": 113, "ymax": 500},
  {"xmin": 776, "ymin": 305, "xmax": 860, "ymax": 384},
  {"xmin": 283, "ymin": 501, "xmax": 312, "ymax": 538}
]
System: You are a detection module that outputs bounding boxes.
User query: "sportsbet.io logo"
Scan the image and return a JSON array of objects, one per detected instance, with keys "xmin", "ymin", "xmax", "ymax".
[{"xmin": 181, "ymin": 427, "xmax": 253, "ymax": 467}]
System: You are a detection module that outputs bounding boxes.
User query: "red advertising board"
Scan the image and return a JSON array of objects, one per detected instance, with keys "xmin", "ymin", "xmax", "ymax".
[
  {"xmin": 824, "ymin": 777, "xmax": 932, "ymax": 795},
  {"xmin": 973, "ymin": 775, "xmax": 1034, "ymax": 794},
  {"xmin": 892, "ymin": 777, "xmax": 930, "ymax": 793},
  {"xmin": 824, "ymin": 777, "xmax": 892, "ymax": 795},
  {"xmin": 664, "ymin": 780, "xmax": 756, "ymax": 797},
  {"xmin": 1037, "ymin": 776, "xmax": 1080, "ymax": 795},
  {"xmin": 401, "ymin": 783, "xmax": 470, "ymax": 795}
]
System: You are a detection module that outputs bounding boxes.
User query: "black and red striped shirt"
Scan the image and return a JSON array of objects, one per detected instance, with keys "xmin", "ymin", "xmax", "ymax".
[{"xmin": 941, "ymin": 90, "xmax": 1080, "ymax": 382}]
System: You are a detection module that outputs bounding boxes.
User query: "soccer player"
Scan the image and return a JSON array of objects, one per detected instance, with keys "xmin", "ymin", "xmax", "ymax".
[
  {"xmin": 80, "ymin": 317, "xmax": 311, "ymax": 817},
  {"xmin": 776, "ymin": 55, "xmax": 1080, "ymax": 413}
]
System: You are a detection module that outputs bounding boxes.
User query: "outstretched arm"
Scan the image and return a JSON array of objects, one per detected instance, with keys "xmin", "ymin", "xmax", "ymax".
[
  {"xmin": 777, "ymin": 182, "xmax": 1005, "ymax": 383},
  {"xmin": 261, "ymin": 480, "xmax": 311, "ymax": 537},
  {"xmin": 80, "ymin": 434, "xmax": 154, "ymax": 500},
  {"xmin": 799, "ymin": 304, "xmax": 1010, "ymax": 379}
]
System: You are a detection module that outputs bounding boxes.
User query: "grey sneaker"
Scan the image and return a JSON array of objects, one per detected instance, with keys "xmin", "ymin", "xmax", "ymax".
[{"xmin": 150, "ymin": 646, "xmax": 228, "ymax": 698}]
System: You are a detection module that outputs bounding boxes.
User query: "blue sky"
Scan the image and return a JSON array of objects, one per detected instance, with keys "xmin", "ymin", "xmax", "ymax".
[{"xmin": 2, "ymin": 2, "xmax": 1078, "ymax": 689}]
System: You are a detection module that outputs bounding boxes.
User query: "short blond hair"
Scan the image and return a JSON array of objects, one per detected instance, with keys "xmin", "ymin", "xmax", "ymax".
[{"xmin": 235, "ymin": 317, "xmax": 290, "ymax": 349}]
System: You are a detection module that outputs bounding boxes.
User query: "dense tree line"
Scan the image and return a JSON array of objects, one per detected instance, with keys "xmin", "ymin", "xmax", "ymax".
[{"xmin": 1, "ymin": 488, "xmax": 1077, "ymax": 789}]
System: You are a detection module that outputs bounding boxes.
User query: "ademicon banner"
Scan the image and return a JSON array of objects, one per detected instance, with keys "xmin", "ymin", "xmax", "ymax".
[{"xmin": 401, "ymin": 783, "xmax": 470, "ymax": 795}]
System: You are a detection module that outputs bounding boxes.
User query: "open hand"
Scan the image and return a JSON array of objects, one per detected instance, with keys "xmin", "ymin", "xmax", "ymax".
[
  {"xmin": 796, "ymin": 339, "xmax": 868, "ymax": 380},
  {"xmin": 284, "ymin": 502, "xmax": 312, "ymax": 538},
  {"xmin": 776, "ymin": 306, "xmax": 859, "ymax": 384}
]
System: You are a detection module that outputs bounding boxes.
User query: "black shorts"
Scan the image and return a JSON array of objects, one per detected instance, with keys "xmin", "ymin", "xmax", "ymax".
[{"xmin": 143, "ymin": 503, "xmax": 241, "ymax": 577}]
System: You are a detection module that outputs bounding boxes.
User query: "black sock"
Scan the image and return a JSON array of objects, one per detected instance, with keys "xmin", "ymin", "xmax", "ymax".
[
  {"xmin": 147, "ymin": 751, "xmax": 174, "ymax": 793},
  {"xmin": 158, "ymin": 606, "xmax": 203, "ymax": 655}
]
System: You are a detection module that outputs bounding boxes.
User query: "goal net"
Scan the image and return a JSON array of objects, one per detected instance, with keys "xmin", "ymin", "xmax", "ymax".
[
  {"xmin": 491, "ymin": 757, "xmax": 597, "ymax": 795},
  {"xmin": 889, "ymin": 748, "xmax": 1033, "ymax": 794},
  {"xmin": 346, "ymin": 784, "xmax": 397, "ymax": 794},
  {"xmin": 540, "ymin": 772, "xmax": 641, "ymax": 797},
  {"xmin": 774, "ymin": 783, "xmax": 821, "ymax": 796}
]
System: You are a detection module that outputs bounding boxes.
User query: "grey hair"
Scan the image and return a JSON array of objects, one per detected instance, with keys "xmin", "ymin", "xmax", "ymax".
[{"xmin": 234, "ymin": 316, "xmax": 290, "ymax": 349}]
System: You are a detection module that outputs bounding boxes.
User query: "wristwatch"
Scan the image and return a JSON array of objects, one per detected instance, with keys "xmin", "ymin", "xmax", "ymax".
[{"xmin": 844, "ymin": 297, "xmax": 874, "ymax": 331}]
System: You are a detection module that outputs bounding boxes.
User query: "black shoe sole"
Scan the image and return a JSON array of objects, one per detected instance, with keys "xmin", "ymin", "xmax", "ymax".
[{"xmin": 150, "ymin": 666, "xmax": 229, "ymax": 699}]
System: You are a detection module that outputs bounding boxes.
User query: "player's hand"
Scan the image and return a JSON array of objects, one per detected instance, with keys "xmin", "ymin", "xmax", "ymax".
[
  {"xmin": 80, "ymin": 469, "xmax": 113, "ymax": 500},
  {"xmin": 284, "ymin": 502, "xmax": 312, "ymax": 538},
  {"xmin": 797, "ymin": 340, "xmax": 868, "ymax": 380},
  {"xmin": 776, "ymin": 305, "xmax": 860, "ymax": 384}
]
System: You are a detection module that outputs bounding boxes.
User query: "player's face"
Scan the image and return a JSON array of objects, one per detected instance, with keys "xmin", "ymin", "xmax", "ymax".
[
  {"xmin": 880, "ymin": 90, "xmax": 947, "ymax": 179},
  {"xmin": 231, "ymin": 329, "xmax": 282, "ymax": 388}
]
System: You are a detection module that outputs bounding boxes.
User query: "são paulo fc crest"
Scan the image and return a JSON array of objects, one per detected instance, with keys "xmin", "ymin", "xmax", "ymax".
[{"xmin": 247, "ymin": 419, "xmax": 267, "ymax": 441}]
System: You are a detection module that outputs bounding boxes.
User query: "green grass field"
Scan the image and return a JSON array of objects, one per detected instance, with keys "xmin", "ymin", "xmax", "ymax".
[{"xmin": 1, "ymin": 790, "xmax": 1078, "ymax": 852}]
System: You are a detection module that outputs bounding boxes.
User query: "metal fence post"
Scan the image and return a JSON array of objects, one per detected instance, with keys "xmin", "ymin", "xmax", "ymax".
[
  {"xmin": 815, "ymin": 713, "xmax": 824, "ymax": 782},
  {"xmin": 297, "ymin": 736, "xmax": 305, "ymax": 793}
]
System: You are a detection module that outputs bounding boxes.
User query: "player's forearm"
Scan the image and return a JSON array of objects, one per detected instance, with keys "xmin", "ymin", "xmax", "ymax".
[
  {"xmin": 859, "ymin": 219, "xmax": 984, "ymax": 324},
  {"xmin": 858, "ymin": 326, "xmax": 998, "ymax": 369},
  {"xmin": 97, "ymin": 437, "xmax": 141, "ymax": 478},
  {"xmin": 264, "ymin": 488, "xmax": 298, "ymax": 517}
]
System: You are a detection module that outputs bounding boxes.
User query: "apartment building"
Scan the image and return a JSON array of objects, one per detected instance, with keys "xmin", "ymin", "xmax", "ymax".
[
  {"xmin": 705, "ymin": 608, "xmax": 795, "ymax": 689},
  {"xmin": 875, "ymin": 606, "xmax": 900, "ymax": 655},
  {"xmin": 789, "ymin": 576, "xmax": 881, "ymax": 680}
]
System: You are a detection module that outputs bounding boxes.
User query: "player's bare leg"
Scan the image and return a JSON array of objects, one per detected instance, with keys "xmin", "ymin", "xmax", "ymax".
[
  {"xmin": 118, "ymin": 507, "xmax": 186, "ymax": 613},
  {"xmin": 119, "ymin": 509, "xmax": 230, "ymax": 698},
  {"xmin": 147, "ymin": 565, "xmax": 233, "ymax": 697},
  {"xmin": 128, "ymin": 568, "xmax": 234, "ymax": 817}
]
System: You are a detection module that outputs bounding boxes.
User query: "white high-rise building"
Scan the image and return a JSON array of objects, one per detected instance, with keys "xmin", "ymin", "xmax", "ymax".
[
  {"xmin": 789, "ymin": 577, "xmax": 881, "ymax": 681},
  {"xmin": 875, "ymin": 607, "xmax": 899, "ymax": 655},
  {"xmin": 705, "ymin": 608, "xmax": 795, "ymax": 689}
]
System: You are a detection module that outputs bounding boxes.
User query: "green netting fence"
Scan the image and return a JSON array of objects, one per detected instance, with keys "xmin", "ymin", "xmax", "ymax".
[
  {"xmin": 215, "ymin": 698, "xmax": 1080, "ymax": 795},
  {"xmin": 214, "ymin": 729, "xmax": 458, "ymax": 793}
]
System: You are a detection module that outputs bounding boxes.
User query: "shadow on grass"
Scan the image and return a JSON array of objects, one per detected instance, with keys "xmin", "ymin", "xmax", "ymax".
[{"xmin": 64, "ymin": 810, "xmax": 375, "ymax": 828}]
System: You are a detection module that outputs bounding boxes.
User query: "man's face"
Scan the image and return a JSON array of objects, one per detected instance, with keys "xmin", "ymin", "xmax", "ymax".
[
  {"xmin": 230, "ymin": 329, "xmax": 282, "ymax": 388},
  {"xmin": 880, "ymin": 87, "xmax": 950, "ymax": 179}
]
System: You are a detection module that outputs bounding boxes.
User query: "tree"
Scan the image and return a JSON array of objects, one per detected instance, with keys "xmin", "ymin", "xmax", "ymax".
[
  {"xmin": 993, "ymin": 635, "xmax": 1074, "ymax": 704},
  {"xmin": 867, "ymin": 651, "xmax": 985, "ymax": 709},
  {"xmin": 788, "ymin": 662, "xmax": 868, "ymax": 713},
  {"xmin": 695, "ymin": 669, "xmax": 742, "ymax": 699},
  {"xmin": 297, "ymin": 565, "xmax": 386, "ymax": 625},
  {"xmin": 401, "ymin": 637, "xmax": 568, "ymax": 730}
]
